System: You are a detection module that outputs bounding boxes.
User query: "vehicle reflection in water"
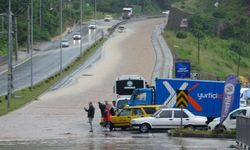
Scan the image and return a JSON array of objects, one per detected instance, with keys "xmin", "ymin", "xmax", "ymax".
[
  {"xmin": 88, "ymin": 29, "xmax": 96, "ymax": 42},
  {"xmin": 73, "ymin": 39, "xmax": 81, "ymax": 45}
]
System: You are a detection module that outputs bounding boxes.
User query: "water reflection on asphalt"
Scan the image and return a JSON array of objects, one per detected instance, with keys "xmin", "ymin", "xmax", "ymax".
[{"xmin": 0, "ymin": 130, "xmax": 236, "ymax": 150}]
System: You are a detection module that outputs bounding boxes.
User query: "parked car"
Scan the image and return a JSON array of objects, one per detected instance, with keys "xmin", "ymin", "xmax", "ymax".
[
  {"xmin": 109, "ymin": 105, "xmax": 161, "ymax": 130},
  {"xmin": 73, "ymin": 32, "xmax": 81, "ymax": 40},
  {"xmin": 208, "ymin": 107, "xmax": 250, "ymax": 130},
  {"xmin": 131, "ymin": 108, "xmax": 207, "ymax": 133},
  {"xmin": 88, "ymin": 24, "xmax": 97, "ymax": 30},
  {"xmin": 61, "ymin": 39, "xmax": 69, "ymax": 47},
  {"xmin": 104, "ymin": 15, "xmax": 112, "ymax": 22}
]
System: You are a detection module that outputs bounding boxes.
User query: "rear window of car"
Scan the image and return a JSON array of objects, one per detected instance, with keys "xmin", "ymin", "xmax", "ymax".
[
  {"xmin": 143, "ymin": 107, "xmax": 157, "ymax": 114},
  {"xmin": 159, "ymin": 110, "xmax": 172, "ymax": 118},
  {"xmin": 131, "ymin": 108, "xmax": 143, "ymax": 115},
  {"xmin": 174, "ymin": 110, "xmax": 188, "ymax": 118}
]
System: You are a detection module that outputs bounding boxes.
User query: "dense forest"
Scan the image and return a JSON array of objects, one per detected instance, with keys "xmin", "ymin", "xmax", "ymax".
[{"xmin": 0, "ymin": 0, "xmax": 170, "ymax": 56}]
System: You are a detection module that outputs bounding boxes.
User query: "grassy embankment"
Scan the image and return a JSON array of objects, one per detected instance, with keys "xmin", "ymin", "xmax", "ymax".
[
  {"xmin": 165, "ymin": 0, "xmax": 250, "ymax": 80},
  {"xmin": 164, "ymin": 30, "xmax": 250, "ymax": 79},
  {"xmin": 0, "ymin": 38, "xmax": 105, "ymax": 116}
]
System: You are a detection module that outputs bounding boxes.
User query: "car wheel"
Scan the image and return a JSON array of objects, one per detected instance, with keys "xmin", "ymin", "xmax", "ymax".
[
  {"xmin": 140, "ymin": 123, "xmax": 150, "ymax": 133},
  {"xmin": 215, "ymin": 124, "xmax": 226, "ymax": 132}
]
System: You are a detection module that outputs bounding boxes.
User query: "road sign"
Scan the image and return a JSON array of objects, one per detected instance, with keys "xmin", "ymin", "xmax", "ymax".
[
  {"xmin": 176, "ymin": 90, "xmax": 188, "ymax": 108},
  {"xmin": 175, "ymin": 61, "xmax": 190, "ymax": 78}
]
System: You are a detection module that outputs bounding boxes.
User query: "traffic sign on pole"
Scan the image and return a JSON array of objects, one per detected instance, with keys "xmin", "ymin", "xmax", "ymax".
[
  {"xmin": 176, "ymin": 90, "xmax": 188, "ymax": 108},
  {"xmin": 176, "ymin": 90, "xmax": 189, "ymax": 128}
]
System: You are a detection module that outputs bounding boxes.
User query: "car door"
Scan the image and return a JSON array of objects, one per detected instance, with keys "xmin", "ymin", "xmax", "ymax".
[
  {"xmin": 115, "ymin": 109, "xmax": 131, "ymax": 127},
  {"xmin": 153, "ymin": 110, "xmax": 173, "ymax": 129},
  {"xmin": 173, "ymin": 110, "xmax": 190, "ymax": 128},
  {"xmin": 225, "ymin": 109, "xmax": 247, "ymax": 129}
]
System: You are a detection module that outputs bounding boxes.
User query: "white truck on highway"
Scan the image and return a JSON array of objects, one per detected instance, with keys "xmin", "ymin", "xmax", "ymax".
[
  {"xmin": 113, "ymin": 75, "xmax": 146, "ymax": 109},
  {"xmin": 122, "ymin": 7, "xmax": 133, "ymax": 19}
]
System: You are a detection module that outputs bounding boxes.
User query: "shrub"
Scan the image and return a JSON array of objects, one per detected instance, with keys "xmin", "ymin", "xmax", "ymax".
[
  {"xmin": 176, "ymin": 31, "xmax": 187, "ymax": 39},
  {"xmin": 212, "ymin": 11, "xmax": 225, "ymax": 18}
]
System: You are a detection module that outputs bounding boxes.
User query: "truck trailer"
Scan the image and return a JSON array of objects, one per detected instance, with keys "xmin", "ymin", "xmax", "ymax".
[{"xmin": 128, "ymin": 78, "xmax": 240, "ymax": 117}]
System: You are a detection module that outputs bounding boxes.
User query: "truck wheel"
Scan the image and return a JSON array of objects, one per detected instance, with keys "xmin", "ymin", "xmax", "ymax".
[{"xmin": 140, "ymin": 123, "xmax": 150, "ymax": 133}]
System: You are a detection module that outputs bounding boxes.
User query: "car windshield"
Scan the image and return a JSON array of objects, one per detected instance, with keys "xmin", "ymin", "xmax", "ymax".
[{"xmin": 62, "ymin": 39, "xmax": 68, "ymax": 42}]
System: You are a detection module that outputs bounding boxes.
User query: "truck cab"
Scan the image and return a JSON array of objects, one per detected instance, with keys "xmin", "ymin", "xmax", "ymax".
[
  {"xmin": 122, "ymin": 7, "xmax": 133, "ymax": 19},
  {"xmin": 114, "ymin": 75, "xmax": 146, "ymax": 99},
  {"xmin": 129, "ymin": 88, "xmax": 154, "ymax": 106}
]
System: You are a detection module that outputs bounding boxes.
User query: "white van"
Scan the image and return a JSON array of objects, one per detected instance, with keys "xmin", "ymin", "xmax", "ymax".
[{"xmin": 240, "ymin": 88, "xmax": 250, "ymax": 107}]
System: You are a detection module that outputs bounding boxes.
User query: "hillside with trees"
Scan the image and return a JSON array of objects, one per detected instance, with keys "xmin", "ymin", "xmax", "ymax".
[
  {"xmin": 165, "ymin": 0, "xmax": 250, "ymax": 82},
  {"xmin": 0, "ymin": 0, "xmax": 170, "ymax": 56}
]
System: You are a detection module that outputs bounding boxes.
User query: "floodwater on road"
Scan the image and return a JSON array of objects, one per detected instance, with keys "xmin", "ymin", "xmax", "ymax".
[
  {"xmin": 0, "ymin": 18, "xmax": 237, "ymax": 150},
  {"xmin": 0, "ymin": 130, "xmax": 236, "ymax": 150}
]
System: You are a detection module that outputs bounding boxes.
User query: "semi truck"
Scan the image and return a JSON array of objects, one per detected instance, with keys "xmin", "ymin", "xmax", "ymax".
[{"xmin": 128, "ymin": 78, "xmax": 240, "ymax": 117}]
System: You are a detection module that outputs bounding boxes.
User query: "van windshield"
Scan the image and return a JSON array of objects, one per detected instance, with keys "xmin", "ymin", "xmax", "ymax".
[{"xmin": 117, "ymin": 99, "xmax": 129, "ymax": 109}]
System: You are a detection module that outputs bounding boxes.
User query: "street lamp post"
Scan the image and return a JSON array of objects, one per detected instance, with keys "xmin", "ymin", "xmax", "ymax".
[
  {"xmin": 60, "ymin": 0, "xmax": 63, "ymax": 72},
  {"xmin": 30, "ymin": 0, "xmax": 34, "ymax": 88},
  {"xmin": 94, "ymin": 0, "xmax": 96, "ymax": 43},
  {"xmin": 80, "ymin": 0, "xmax": 83, "ymax": 54},
  {"xmin": 7, "ymin": 0, "xmax": 13, "ymax": 109}
]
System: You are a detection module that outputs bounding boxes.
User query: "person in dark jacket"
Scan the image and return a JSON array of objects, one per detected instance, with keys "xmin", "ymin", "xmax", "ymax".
[
  {"xmin": 98, "ymin": 102, "xmax": 106, "ymax": 122},
  {"xmin": 84, "ymin": 102, "xmax": 95, "ymax": 132}
]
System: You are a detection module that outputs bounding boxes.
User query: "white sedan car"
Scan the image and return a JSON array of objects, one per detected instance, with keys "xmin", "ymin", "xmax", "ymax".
[
  {"xmin": 208, "ymin": 107, "xmax": 250, "ymax": 130},
  {"xmin": 61, "ymin": 39, "xmax": 69, "ymax": 47},
  {"xmin": 131, "ymin": 108, "xmax": 207, "ymax": 133},
  {"xmin": 88, "ymin": 24, "xmax": 97, "ymax": 30}
]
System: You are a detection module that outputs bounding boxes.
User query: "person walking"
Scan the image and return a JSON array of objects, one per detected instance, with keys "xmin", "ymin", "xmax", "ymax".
[
  {"xmin": 110, "ymin": 100, "xmax": 117, "ymax": 116},
  {"xmin": 104, "ymin": 101, "xmax": 111, "ymax": 131},
  {"xmin": 84, "ymin": 102, "xmax": 95, "ymax": 132}
]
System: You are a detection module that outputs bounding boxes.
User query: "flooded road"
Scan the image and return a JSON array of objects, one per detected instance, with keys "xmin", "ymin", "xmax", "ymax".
[
  {"xmin": 0, "ymin": 18, "xmax": 237, "ymax": 150},
  {"xmin": 0, "ymin": 130, "xmax": 235, "ymax": 150}
]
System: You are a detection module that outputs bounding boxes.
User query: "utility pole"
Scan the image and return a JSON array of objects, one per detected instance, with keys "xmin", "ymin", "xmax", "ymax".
[
  {"xmin": 39, "ymin": 0, "xmax": 42, "ymax": 27},
  {"xmin": 80, "ymin": 0, "xmax": 83, "ymax": 54},
  {"xmin": 94, "ymin": 0, "xmax": 96, "ymax": 43},
  {"xmin": 197, "ymin": 37, "xmax": 200, "ymax": 65},
  {"xmin": 30, "ymin": 0, "xmax": 34, "ymax": 88},
  {"xmin": 7, "ymin": 0, "xmax": 13, "ymax": 110},
  {"xmin": 60, "ymin": 0, "xmax": 63, "ymax": 72},
  {"xmin": 27, "ymin": 3, "xmax": 30, "ymax": 54},
  {"xmin": 237, "ymin": 54, "xmax": 240, "ymax": 77},
  {"xmin": 14, "ymin": 15, "xmax": 18, "ymax": 61}
]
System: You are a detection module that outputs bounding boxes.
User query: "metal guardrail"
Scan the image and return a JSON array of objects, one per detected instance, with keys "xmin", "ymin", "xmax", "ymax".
[{"xmin": 236, "ymin": 116, "xmax": 250, "ymax": 149}]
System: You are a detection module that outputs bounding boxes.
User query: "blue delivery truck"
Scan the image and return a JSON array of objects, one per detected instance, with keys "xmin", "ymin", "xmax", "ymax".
[{"xmin": 129, "ymin": 78, "xmax": 240, "ymax": 117}]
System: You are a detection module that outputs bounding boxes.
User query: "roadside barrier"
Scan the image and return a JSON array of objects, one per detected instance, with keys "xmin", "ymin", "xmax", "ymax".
[{"xmin": 236, "ymin": 116, "xmax": 250, "ymax": 150}]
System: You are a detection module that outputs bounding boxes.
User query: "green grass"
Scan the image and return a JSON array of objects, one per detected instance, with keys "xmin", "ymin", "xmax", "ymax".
[
  {"xmin": 164, "ymin": 30, "xmax": 250, "ymax": 80},
  {"xmin": 169, "ymin": 128, "xmax": 236, "ymax": 138},
  {"xmin": 0, "ymin": 38, "xmax": 106, "ymax": 116}
]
